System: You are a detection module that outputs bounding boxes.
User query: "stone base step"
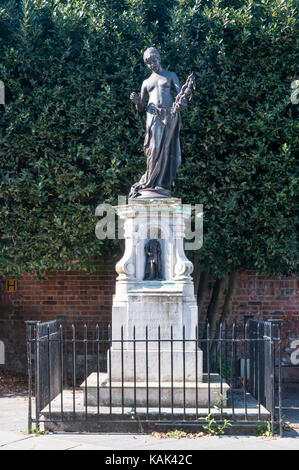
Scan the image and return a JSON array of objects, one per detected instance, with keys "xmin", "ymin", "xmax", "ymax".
[
  {"xmin": 41, "ymin": 390, "xmax": 271, "ymax": 434},
  {"xmin": 81, "ymin": 372, "xmax": 229, "ymax": 408},
  {"xmin": 43, "ymin": 418, "xmax": 270, "ymax": 435}
]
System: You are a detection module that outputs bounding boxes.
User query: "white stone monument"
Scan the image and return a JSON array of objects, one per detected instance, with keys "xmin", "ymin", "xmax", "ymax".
[{"xmin": 82, "ymin": 198, "xmax": 228, "ymax": 408}]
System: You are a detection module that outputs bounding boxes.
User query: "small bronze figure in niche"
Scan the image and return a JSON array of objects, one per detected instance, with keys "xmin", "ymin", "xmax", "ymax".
[{"xmin": 144, "ymin": 240, "xmax": 163, "ymax": 280}]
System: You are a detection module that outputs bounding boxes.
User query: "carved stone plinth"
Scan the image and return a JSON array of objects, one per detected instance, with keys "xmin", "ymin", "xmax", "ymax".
[{"xmin": 82, "ymin": 198, "xmax": 227, "ymax": 408}]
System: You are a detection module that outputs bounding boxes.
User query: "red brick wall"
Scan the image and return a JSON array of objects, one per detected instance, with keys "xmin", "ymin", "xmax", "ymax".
[
  {"xmin": 0, "ymin": 258, "xmax": 117, "ymax": 372},
  {"xmin": 0, "ymin": 262, "xmax": 298, "ymax": 379},
  {"xmin": 200, "ymin": 272, "xmax": 299, "ymax": 381},
  {"xmin": 200, "ymin": 271, "xmax": 298, "ymax": 324},
  {"xmin": 233, "ymin": 273, "xmax": 298, "ymax": 363},
  {"xmin": 10, "ymin": 262, "xmax": 116, "ymax": 324}
]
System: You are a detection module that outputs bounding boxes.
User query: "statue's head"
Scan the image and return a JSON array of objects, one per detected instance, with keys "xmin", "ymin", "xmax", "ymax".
[{"xmin": 143, "ymin": 47, "xmax": 161, "ymax": 73}]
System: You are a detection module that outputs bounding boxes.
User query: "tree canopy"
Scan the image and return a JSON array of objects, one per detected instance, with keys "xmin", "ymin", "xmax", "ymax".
[{"xmin": 0, "ymin": 0, "xmax": 297, "ymax": 278}]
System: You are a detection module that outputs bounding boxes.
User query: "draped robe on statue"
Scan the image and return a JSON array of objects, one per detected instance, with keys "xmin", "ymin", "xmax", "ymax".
[{"xmin": 129, "ymin": 104, "xmax": 181, "ymax": 198}]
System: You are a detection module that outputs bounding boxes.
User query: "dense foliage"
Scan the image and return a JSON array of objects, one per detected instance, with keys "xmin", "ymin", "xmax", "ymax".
[{"xmin": 0, "ymin": 0, "xmax": 297, "ymax": 277}]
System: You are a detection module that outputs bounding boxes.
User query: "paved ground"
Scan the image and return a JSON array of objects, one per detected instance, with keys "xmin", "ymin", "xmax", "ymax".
[{"xmin": 0, "ymin": 387, "xmax": 298, "ymax": 450}]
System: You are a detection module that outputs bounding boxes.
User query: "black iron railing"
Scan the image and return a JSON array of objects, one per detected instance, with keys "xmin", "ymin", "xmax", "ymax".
[{"xmin": 26, "ymin": 319, "xmax": 282, "ymax": 435}]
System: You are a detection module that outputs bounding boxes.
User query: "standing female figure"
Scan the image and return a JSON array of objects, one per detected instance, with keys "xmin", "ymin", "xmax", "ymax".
[{"xmin": 129, "ymin": 47, "xmax": 187, "ymax": 199}]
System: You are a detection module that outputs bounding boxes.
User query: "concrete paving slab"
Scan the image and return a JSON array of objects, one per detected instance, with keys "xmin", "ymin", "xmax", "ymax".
[
  {"xmin": 0, "ymin": 394, "xmax": 29, "ymax": 433},
  {"xmin": 44, "ymin": 432, "xmax": 149, "ymax": 446},
  {"xmin": 0, "ymin": 431, "xmax": 298, "ymax": 450},
  {"xmin": 71, "ymin": 444, "xmax": 117, "ymax": 450},
  {"xmin": 24, "ymin": 432, "xmax": 298, "ymax": 451},
  {"xmin": 0, "ymin": 430, "xmax": 33, "ymax": 448},
  {"xmin": 1, "ymin": 437, "xmax": 80, "ymax": 451},
  {"xmin": 0, "ymin": 388, "xmax": 298, "ymax": 450}
]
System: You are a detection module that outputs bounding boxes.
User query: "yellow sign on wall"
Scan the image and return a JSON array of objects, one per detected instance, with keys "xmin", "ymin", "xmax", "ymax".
[{"xmin": 6, "ymin": 279, "xmax": 18, "ymax": 293}]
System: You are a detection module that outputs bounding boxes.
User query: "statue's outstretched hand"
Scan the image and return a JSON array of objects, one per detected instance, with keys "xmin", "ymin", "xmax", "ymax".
[{"xmin": 130, "ymin": 92, "xmax": 140, "ymax": 105}]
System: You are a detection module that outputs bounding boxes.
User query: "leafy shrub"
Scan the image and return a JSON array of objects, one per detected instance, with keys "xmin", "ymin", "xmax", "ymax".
[{"xmin": 0, "ymin": 0, "xmax": 297, "ymax": 277}]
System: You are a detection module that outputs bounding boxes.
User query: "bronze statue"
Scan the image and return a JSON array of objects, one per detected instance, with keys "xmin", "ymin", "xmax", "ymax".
[
  {"xmin": 144, "ymin": 239, "xmax": 163, "ymax": 280},
  {"xmin": 129, "ymin": 47, "xmax": 195, "ymax": 199}
]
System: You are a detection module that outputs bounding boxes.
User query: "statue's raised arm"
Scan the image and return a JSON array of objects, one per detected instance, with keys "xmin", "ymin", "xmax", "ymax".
[
  {"xmin": 129, "ymin": 47, "xmax": 195, "ymax": 199},
  {"xmin": 130, "ymin": 80, "xmax": 148, "ymax": 113}
]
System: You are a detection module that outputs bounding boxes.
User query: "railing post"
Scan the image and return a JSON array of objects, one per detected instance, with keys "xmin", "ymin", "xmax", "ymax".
[
  {"xmin": 270, "ymin": 322, "xmax": 275, "ymax": 435},
  {"xmin": 72, "ymin": 323, "xmax": 76, "ymax": 418},
  {"xmin": 58, "ymin": 315, "xmax": 67, "ymax": 387},
  {"xmin": 207, "ymin": 322, "xmax": 210, "ymax": 414},
  {"xmin": 84, "ymin": 323, "xmax": 88, "ymax": 419},
  {"xmin": 121, "ymin": 325, "xmax": 124, "ymax": 415},
  {"xmin": 248, "ymin": 319, "xmax": 255, "ymax": 395},
  {"xmin": 195, "ymin": 324, "xmax": 198, "ymax": 419},
  {"xmin": 133, "ymin": 325, "xmax": 137, "ymax": 417},
  {"xmin": 232, "ymin": 321, "xmax": 237, "ymax": 388},
  {"xmin": 158, "ymin": 325, "xmax": 161, "ymax": 419},
  {"xmin": 96, "ymin": 324, "xmax": 100, "ymax": 415},
  {"xmin": 230, "ymin": 321, "xmax": 236, "ymax": 421},
  {"xmin": 108, "ymin": 324, "xmax": 112, "ymax": 414},
  {"xmin": 257, "ymin": 321, "xmax": 261, "ymax": 421},
  {"xmin": 47, "ymin": 324, "xmax": 52, "ymax": 418},
  {"xmin": 32, "ymin": 321, "xmax": 41, "ymax": 431},
  {"xmin": 25, "ymin": 321, "xmax": 36, "ymax": 434},
  {"xmin": 35, "ymin": 322, "xmax": 41, "ymax": 431},
  {"xmin": 224, "ymin": 320, "xmax": 228, "ymax": 382},
  {"xmin": 59, "ymin": 322, "xmax": 64, "ymax": 420},
  {"xmin": 278, "ymin": 321, "xmax": 283, "ymax": 437},
  {"xmin": 244, "ymin": 321, "xmax": 249, "ymax": 421},
  {"xmin": 170, "ymin": 325, "xmax": 174, "ymax": 416},
  {"xmin": 146, "ymin": 325, "xmax": 149, "ymax": 416},
  {"xmin": 219, "ymin": 322, "xmax": 223, "ymax": 419}
]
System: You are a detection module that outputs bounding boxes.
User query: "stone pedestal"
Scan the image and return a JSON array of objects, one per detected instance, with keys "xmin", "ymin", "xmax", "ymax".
[{"xmin": 82, "ymin": 198, "xmax": 227, "ymax": 407}]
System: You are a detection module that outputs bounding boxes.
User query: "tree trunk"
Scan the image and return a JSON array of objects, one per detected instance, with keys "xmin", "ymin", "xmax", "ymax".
[
  {"xmin": 206, "ymin": 276, "xmax": 227, "ymax": 339},
  {"xmin": 201, "ymin": 276, "xmax": 226, "ymax": 371},
  {"xmin": 191, "ymin": 252, "xmax": 200, "ymax": 295},
  {"xmin": 196, "ymin": 270, "xmax": 209, "ymax": 325},
  {"xmin": 220, "ymin": 271, "xmax": 239, "ymax": 324}
]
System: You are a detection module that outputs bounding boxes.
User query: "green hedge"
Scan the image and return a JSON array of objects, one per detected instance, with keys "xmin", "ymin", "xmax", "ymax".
[{"xmin": 0, "ymin": 0, "xmax": 297, "ymax": 277}]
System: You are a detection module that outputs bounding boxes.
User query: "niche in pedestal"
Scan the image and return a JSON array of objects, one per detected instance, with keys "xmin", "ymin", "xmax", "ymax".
[{"xmin": 144, "ymin": 239, "xmax": 163, "ymax": 281}]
